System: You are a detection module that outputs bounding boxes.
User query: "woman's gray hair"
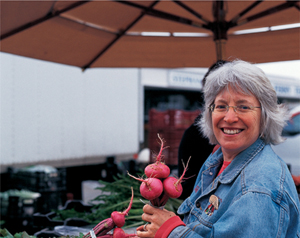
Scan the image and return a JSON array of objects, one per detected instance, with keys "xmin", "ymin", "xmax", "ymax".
[{"xmin": 199, "ymin": 59, "xmax": 288, "ymax": 145}]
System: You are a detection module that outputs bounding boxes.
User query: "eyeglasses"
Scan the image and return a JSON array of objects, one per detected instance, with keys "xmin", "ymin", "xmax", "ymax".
[{"xmin": 209, "ymin": 104, "xmax": 261, "ymax": 114}]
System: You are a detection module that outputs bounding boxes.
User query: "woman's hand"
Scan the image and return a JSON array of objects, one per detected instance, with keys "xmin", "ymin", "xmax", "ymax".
[{"xmin": 136, "ymin": 204, "xmax": 177, "ymax": 238}]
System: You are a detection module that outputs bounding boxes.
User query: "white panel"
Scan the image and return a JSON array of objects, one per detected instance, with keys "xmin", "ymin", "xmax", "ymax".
[
  {"xmin": 0, "ymin": 53, "xmax": 139, "ymax": 165},
  {"xmin": 83, "ymin": 68, "xmax": 139, "ymax": 156},
  {"xmin": 36, "ymin": 65, "xmax": 85, "ymax": 160},
  {"xmin": 141, "ymin": 69, "xmax": 169, "ymax": 88},
  {"xmin": 1, "ymin": 55, "xmax": 40, "ymax": 163}
]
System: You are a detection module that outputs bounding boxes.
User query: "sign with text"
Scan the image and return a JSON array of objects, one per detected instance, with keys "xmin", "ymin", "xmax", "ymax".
[
  {"xmin": 272, "ymin": 83, "xmax": 300, "ymax": 99},
  {"xmin": 168, "ymin": 71, "xmax": 203, "ymax": 90}
]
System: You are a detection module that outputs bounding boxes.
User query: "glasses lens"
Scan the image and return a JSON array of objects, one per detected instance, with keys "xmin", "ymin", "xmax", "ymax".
[
  {"xmin": 237, "ymin": 105, "xmax": 255, "ymax": 113},
  {"xmin": 214, "ymin": 104, "xmax": 227, "ymax": 112}
]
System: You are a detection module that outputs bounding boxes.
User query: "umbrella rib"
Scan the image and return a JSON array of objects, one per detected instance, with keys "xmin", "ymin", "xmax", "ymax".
[
  {"xmin": 172, "ymin": 1, "xmax": 210, "ymax": 24},
  {"xmin": 82, "ymin": 0, "xmax": 160, "ymax": 70},
  {"xmin": 59, "ymin": 15, "xmax": 120, "ymax": 35},
  {"xmin": 0, "ymin": 1, "xmax": 91, "ymax": 40},
  {"xmin": 232, "ymin": 1, "xmax": 299, "ymax": 27},
  {"xmin": 116, "ymin": 0, "xmax": 209, "ymax": 30},
  {"xmin": 229, "ymin": 0, "xmax": 263, "ymax": 26},
  {"xmin": 293, "ymin": 2, "xmax": 300, "ymax": 11}
]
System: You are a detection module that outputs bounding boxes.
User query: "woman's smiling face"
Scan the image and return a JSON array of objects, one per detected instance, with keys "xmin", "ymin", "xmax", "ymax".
[{"xmin": 212, "ymin": 86, "xmax": 261, "ymax": 160}]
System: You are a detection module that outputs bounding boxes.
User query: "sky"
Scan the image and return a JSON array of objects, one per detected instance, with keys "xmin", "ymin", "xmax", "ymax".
[{"xmin": 256, "ymin": 60, "xmax": 300, "ymax": 80}]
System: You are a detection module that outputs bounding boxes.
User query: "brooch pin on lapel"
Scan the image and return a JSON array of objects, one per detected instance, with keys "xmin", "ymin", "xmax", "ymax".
[{"xmin": 205, "ymin": 194, "xmax": 219, "ymax": 216}]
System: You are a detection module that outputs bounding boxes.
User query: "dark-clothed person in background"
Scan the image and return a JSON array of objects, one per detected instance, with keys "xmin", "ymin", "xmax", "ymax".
[
  {"xmin": 178, "ymin": 60, "xmax": 228, "ymax": 200},
  {"xmin": 137, "ymin": 59, "xmax": 300, "ymax": 238}
]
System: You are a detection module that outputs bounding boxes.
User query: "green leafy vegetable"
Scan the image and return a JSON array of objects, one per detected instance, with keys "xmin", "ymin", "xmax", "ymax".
[
  {"xmin": 0, "ymin": 229, "xmax": 36, "ymax": 238},
  {"xmin": 54, "ymin": 172, "xmax": 182, "ymax": 228}
]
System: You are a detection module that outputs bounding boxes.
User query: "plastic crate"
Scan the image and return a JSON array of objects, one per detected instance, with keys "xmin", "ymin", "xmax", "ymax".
[
  {"xmin": 148, "ymin": 109, "xmax": 169, "ymax": 129},
  {"xmin": 148, "ymin": 109, "xmax": 200, "ymax": 130},
  {"xmin": 61, "ymin": 199, "xmax": 93, "ymax": 212},
  {"xmin": 168, "ymin": 109, "xmax": 200, "ymax": 129},
  {"xmin": 149, "ymin": 146, "xmax": 179, "ymax": 166},
  {"xmin": 148, "ymin": 129, "xmax": 186, "ymax": 166},
  {"xmin": 10, "ymin": 167, "xmax": 66, "ymax": 193},
  {"xmin": 33, "ymin": 211, "xmax": 64, "ymax": 229},
  {"xmin": 36, "ymin": 190, "xmax": 66, "ymax": 213},
  {"xmin": 153, "ymin": 147, "xmax": 180, "ymax": 165},
  {"xmin": 33, "ymin": 200, "xmax": 92, "ymax": 230},
  {"xmin": 147, "ymin": 109, "xmax": 200, "ymax": 166},
  {"xmin": 1, "ymin": 194, "xmax": 40, "ymax": 234},
  {"xmin": 7, "ymin": 166, "xmax": 67, "ymax": 213}
]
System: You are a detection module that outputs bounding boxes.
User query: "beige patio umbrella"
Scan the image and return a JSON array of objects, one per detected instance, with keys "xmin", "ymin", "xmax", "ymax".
[{"xmin": 1, "ymin": 0, "xmax": 299, "ymax": 70}]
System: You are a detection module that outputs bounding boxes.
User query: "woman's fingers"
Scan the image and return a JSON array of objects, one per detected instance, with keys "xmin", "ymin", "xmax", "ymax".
[
  {"xmin": 136, "ymin": 222, "xmax": 156, "ymax": 238},
  {"xmin": 143, "ymin": 204, "xmax": 155, "ymax": 214},
  {"xmin": 138, "ymin": 205, "xmax": 177, "ymax": 237},
  {"xmin": 143, "ymin": 205, "xmax": 176, "ymax": 225},
  {"xmin": 136, "ymin": 225, "xmax": 145, "ymax": 231},
  {"xmin": 137, "ymin": 230, "xmax": 153, "ymax": 238}
]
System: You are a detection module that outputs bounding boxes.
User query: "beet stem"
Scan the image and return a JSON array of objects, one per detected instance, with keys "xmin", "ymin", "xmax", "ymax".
[
  {"xmin": 159, "ymin": 192, "xmax": 169, "ymax": 206},
  {"xmin": 127, "ymin": 172, "xmax": 146, "ymax": 183},
  {"xmin": 150, "ymin": 197, "xmax": 160, "ymax": 207},
  {"xmin": 156, "ymin": 134, "xmax": 164, "ymax": 162},
  {"xmin": 123, "ymin": 187, "xmax": 134, "ymax": 215},
  {"xmin": 175, "ymin": 156, "xmax": 191, "ymax": 187}
]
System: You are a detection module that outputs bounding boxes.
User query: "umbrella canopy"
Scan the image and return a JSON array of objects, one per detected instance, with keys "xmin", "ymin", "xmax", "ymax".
[{"xmin": 1, "ymin": 0, "xmax": 299, "ymax": 69}]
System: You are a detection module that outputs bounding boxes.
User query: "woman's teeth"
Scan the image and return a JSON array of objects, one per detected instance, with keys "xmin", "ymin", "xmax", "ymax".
[{"xmin": 223, "ymin": 129, "xmax": 242, "ymax": 135}]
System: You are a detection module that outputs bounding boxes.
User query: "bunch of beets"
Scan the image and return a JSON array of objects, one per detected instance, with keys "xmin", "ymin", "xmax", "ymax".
[
  {"xmin": 128, "ymin": 134, "xmax": 190, "ymax": 208},
  {"xmin": 83, "ymin": 187, "xmax": 138, "ymax": 238},
  {"xmin": 84, "ymin": 134, "xmax": 189, "ymax": 238}
]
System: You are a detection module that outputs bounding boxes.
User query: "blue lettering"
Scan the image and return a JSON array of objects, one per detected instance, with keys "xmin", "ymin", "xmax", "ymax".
[
  {"xmin": 171, "ymin": 73, "xmax": 201, "ymax": 86},
  {"xmin": 275, "ymin": 85, "xmax": 290, "ymax": 94}
]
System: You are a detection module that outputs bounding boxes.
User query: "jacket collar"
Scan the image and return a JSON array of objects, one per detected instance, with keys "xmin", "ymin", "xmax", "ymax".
[
  {"xmin": 200, "ymin": 138, "xmax": 265, "ymax": 195},
  {"xmin": 218, "ymin": 138, "xmax": 265, "ymax": 184}
]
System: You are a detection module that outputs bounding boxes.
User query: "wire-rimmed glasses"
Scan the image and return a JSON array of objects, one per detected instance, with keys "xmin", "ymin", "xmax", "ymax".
[{"xmin": 209, "ymin": 104, "xmax": 261, "ymax": 114}]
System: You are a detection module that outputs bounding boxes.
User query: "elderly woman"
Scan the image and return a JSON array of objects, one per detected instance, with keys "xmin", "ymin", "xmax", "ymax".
[{"xmin": 137, "ymin": 60, "xmax": 300, "ymax": 238}]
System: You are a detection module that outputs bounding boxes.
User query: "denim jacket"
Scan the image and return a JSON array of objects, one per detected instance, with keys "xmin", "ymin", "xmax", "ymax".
[{"xmin": 170, "ymin": 138, "xmax": 300, "ymax": 238}]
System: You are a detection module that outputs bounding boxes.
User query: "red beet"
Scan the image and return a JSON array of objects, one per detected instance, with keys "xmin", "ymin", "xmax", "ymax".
[
  {"xmin": 163, "ymin": 157, "xmax": 191, "ymax": 199},
  {"xmin": 127, "ymin": 173, "xmax": 163, "ymax": 201},
  {"xmin": 144, "ymin": 134, "xmax": 170, "ymax": 179},
  {"xmin": 113, "ymin": 227, "xmax": 126, "ymax": 238},
  {"xmin": 157, "ymin": 157, "xmax": 191, "ymax": 207},
  {"xmin": 84, "ymin": 187, "xmax": 135, "ymax": 238},
  {"xmin": 111, "ymin": 187, "xmax": 134, "ymax": 227}
]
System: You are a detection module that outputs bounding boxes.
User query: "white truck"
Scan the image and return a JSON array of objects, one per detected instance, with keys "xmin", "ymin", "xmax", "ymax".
[{"xmin": 1, "ymin": 53, "xmax": 142, "ymax": 172}]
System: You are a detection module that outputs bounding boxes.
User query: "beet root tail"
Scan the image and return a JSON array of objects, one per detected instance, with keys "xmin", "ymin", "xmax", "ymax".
[{"xmin": 83, "ymin": 218, "xmax": 115, "ymax": 238}]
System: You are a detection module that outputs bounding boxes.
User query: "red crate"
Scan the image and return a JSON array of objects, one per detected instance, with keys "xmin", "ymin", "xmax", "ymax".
[
  {"xmin": 149, "ymin": 129, "xmax": 185, "ymax": 147},
  {"xmin": 147, "ymin": 109, "xmax": 201, "ymax": 166},
  {"xmin": 166, "ymin": 147, "xmax": 179, "ymax": 165},
  {"xmin": 148, "ymin": 109, "xmax": 169, "ymax": 129},
  {"xmin": 149, "ymin": 146, "xmax": 178, "ymax": 165},
  {"xmin": 148, "ymin": 109, "xmax": 200, "ymax": 129},
  {"xmin": 168, "ymin": 109, "xmax": 201, "ymax": 129},
  {"xmin": 148, "ymin": 129, "xmax": 186, "ymax": 166}
]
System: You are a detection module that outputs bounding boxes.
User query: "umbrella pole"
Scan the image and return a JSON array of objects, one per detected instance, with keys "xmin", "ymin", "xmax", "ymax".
[
  {"xmin": 212, "ymin": 0, "xmax": 227, "ymax": 61},
  {"xmin": 215, "ymin": 39, "xmax": 226, "ymax": 61}
]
